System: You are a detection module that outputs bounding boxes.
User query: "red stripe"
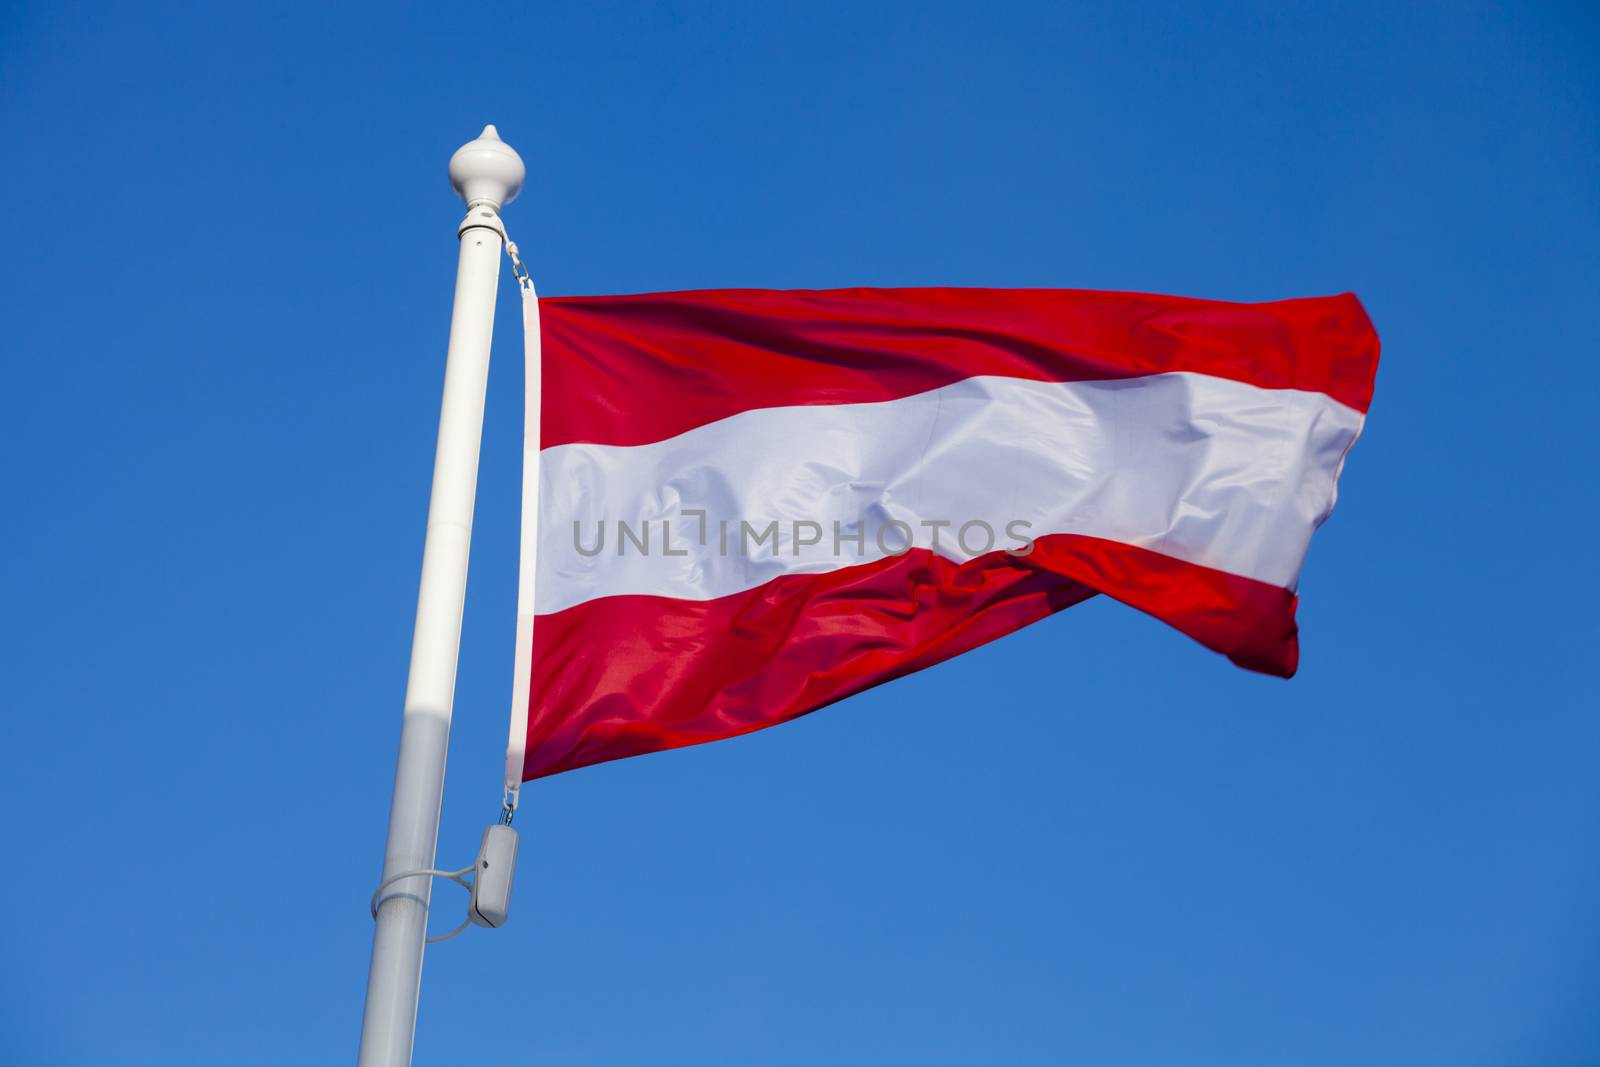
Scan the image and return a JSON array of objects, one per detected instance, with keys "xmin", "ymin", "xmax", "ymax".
[
  {"xmin": 540, "ymin": 287, "xmax": 1379, "ymax": 448},
  {"xmin": 522, "ymin": 534, "xmax": 1298, "ymax": 780}
]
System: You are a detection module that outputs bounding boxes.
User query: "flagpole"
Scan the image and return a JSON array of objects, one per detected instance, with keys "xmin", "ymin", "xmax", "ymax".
[{"xmin": 358, "ymin": 125, "xmax": 525, "ymax": 1067}]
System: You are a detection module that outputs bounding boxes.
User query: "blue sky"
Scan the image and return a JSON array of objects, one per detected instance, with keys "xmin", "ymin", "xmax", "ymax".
[{"xmin": 3, "ymin": 3, "xmax": 1598, "ymax": 1064}]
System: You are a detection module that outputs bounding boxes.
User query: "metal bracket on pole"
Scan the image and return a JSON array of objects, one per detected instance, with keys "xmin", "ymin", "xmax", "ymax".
[
  {"xmin": 370, "ymin": 865, "xmax": 477, "ymax": 945},
  {"xmin": 459, "ymin": 202, "xmax": 507, "ymax": 240},
  {"xmin": 368, "ymin": 823, "xmax": 521, "ymax": 945},
  {"xmin": 455, "ymin": 204, "xmax": 533, "ymax": 295}
]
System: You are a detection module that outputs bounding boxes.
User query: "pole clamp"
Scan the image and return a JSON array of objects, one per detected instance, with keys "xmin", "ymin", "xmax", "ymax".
[
  {"xmin": 370, "ymin": 865, "xmax": 476, "ymax": 944},
  {"xmin": 368, "ymin": 824, "xmax": 521, "ymax": 944}
]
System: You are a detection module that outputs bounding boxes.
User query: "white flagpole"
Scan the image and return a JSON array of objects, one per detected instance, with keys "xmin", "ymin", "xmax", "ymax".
[{"xmin": 358, "ymin": 125, "xmax": 525, "ymax": 1067}]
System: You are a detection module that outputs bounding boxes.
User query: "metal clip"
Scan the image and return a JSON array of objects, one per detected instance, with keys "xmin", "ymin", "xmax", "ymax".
[{"xmin": 505, "ymin": 239, "xmax": 533, "ymax": 292}]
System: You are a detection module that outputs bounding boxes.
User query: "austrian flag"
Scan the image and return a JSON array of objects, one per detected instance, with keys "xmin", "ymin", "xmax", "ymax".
[{"xmin": 504, "ymin": 286, "xmax": 1379, "ymax": 784}]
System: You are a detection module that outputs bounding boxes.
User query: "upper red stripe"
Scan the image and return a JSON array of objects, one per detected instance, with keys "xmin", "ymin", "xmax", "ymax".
[{"xmin": 540, "ymin": 287, "xmax": 1379, "ymax": 448}]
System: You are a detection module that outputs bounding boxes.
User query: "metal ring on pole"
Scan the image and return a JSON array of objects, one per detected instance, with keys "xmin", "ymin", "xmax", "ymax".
[{"xmin": 370, "ymin": 865, "xmax": 476, "ymax": 944}]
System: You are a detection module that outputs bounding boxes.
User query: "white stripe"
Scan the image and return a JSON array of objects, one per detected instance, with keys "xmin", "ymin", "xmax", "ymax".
[{"xmin": 534, "ymin": 372, "xmax": 1363, "ymax": 616}]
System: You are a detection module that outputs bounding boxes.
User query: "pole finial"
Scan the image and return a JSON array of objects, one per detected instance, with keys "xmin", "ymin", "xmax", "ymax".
[{"xmin": 448, "ymin": 124, "xmax": 525, "ymax": 210}]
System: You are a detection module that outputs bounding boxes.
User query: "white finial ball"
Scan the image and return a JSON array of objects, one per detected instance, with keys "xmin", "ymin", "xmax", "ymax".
[{"xmin": 448, "ymin": 124, "xmax": 526, "ymax": 209}]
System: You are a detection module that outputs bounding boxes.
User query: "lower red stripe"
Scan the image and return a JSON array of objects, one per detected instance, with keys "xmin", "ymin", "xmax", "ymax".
[{"xmin": 523, "ymin": 534, "xmax": 1298, "ymax": 780}]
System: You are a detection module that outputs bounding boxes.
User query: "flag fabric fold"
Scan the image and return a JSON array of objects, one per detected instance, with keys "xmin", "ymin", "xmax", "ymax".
[{"xmin": 506, "ymin": 286, "xmax": 1379, "ymax": 783}]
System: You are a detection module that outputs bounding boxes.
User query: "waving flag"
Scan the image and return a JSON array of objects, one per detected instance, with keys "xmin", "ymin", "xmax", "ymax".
[{"xmin": 505, "ymin": 286, "xmax": 1379, "ymax": 784}]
